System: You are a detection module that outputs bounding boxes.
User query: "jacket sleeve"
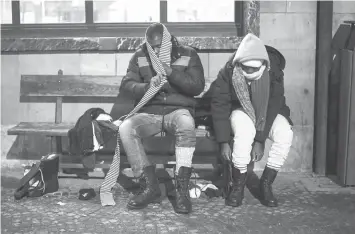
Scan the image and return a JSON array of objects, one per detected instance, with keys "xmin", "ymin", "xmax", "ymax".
[
  {"xmin": 167, "ymin": 49, "xmax": 205, "ymax": 97},
  {"xmin": 254, "ymin": 71, "xmax": 286, "ymax": 143},
  {"xmin": 119, "ymin": 53, "xmax": 150, "ymax": 100},
  {"xmin": 210, "ymin": 66, "xmax": 233, "ymax": 143}
]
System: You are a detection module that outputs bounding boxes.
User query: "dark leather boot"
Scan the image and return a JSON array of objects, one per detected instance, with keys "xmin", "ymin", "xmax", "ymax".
[
  {"xmin": 225, "ymin": 167, "xmax": 247, "ymax": 207},
  {"xmin": 127, "ymin": 165, "xmax": 161, "ymax": 210},
  {"xmin": 174, "ymin": 166, "xmax": 192, "ymax": 214},
  {"xmin": 260, "ymin": 167, "xmax": 278, "ymax": 207}
]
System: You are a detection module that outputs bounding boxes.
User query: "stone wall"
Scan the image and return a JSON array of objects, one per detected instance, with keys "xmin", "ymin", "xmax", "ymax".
[{"xmin": 259, "ymin": 0, "xmax": 317, "ymax": 172}]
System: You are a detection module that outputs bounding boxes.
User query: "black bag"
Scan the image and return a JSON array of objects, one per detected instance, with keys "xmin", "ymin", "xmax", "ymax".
[{"xmin": 14, "ymin": 154, "xmax": 60, "ymax": 200}]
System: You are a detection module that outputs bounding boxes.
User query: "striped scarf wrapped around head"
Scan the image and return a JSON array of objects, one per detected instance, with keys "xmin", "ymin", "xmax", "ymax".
[
  {"xmin": 100, "ymin": 23, "xmax": 172, "ymax": 206},
  {"xmin": 125, "ymin": 23, "xmax": 172, "ymax": 118},
  {"xmin": 146, "ymin": 25, "xmax": 172, "ymax": 74}
]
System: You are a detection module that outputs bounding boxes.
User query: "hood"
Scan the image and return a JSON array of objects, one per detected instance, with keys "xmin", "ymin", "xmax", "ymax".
[
  {"xmin": 265, "ymin": 45, "xmax": 286, "ymax": 70},
  {"xmin": 232, "ymin": 33, "xmax": 270, "ymax": 70}
]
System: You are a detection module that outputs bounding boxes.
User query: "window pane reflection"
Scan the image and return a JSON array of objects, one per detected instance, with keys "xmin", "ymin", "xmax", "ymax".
[
  {"xmin": 93, "ymin": 0, "xmax": 159, "ymax": 23},
  {"xmin": 167, "ymin": 0, "xmax": 234, "ymax": 22},
  {"xmin": 20, "ymin": 0, "xmax": 85, "ymax": 24},
  {"xmin": 1, "ymin": 0, "xmax": 12, "ymax": 24}
]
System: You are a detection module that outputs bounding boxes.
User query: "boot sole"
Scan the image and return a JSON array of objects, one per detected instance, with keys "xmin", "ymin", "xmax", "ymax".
[
  {"xmin": 126, "ymin": 196, "xmax": 162, "ymax": 210},
  {"xmin": 174, "ymin": 208, "xmax": 191, "ymax": 214},
  {"xmin": 225, "ymin": 200, "xmax": 243, "ymax": 207},
  {"xmin": 260, "ymin": 200, "xmax": 278, "ymax": 207}
]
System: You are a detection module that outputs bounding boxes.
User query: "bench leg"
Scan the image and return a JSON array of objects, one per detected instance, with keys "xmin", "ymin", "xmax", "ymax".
[{"xmin": 51, "ymin": 136, "xmax": 62, "ymax": 153}]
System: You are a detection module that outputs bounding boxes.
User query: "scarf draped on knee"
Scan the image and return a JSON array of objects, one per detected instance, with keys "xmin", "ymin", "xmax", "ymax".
[{"xmin": 100, "ymin": 23, "xmax": 172, "ymax": 206}]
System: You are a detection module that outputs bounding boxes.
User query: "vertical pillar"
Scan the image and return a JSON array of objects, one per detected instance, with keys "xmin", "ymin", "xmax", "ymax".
[{"xmin": 314, "ymin": 1, "xmax": 333, "ymax": 175}]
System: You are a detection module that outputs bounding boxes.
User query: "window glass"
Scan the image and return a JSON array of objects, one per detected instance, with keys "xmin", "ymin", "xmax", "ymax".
[
  {"xmin": 93, "ymin": 0, "xmax": 159, "ymax": 23},
  {"xmin": 1, "ymin": 0, "xmax": 12, "ymax": 24},
  {"xmin": 20, "ymin": 0, "xmax": 85, "ymax": 24},
  {"xmin": 167, "ymin": 0, "xmax": 234, "ymax": 22}
]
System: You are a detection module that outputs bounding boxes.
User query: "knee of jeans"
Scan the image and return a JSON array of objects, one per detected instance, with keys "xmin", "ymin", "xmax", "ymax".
[
  {"xmin": 175, "ymin": 114, "xmax": 195, "ymax": 133},
  {"xmin": 119, "ymin": 119, "xmax": 134, "ymax": 138},
  {"xmin": 174, "ymin": 114, "xmax": 196, "ymax": 147}
]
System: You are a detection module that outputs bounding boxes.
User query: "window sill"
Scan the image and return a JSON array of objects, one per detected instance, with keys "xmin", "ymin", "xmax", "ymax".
[
  {"xmin": 1, "ymin": 0, "xmax": 260, "ymax": 53},
  {"xmin": 1, "ymin": 22, "xmax": 242, "ymax": 38},
  {"xmin": 1, "ymin": 35, "xmax": 243, "ymax": 53}
]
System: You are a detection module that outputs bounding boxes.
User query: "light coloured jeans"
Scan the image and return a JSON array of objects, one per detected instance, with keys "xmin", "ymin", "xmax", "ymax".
[
  {"xmin": 230, "ymin": 109, "xmax": 293, "ymax": 173},
  {"xmin": 119, "ymin": 109, "xmax": 196, "ymax": 177}
]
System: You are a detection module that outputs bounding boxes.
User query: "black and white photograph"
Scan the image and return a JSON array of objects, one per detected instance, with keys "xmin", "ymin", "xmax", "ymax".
[{"xmin": 1, "ymin": 0, "xmax": 355, "ymax": 233}]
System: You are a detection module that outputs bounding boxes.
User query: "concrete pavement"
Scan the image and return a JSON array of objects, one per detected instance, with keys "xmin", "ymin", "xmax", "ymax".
[{"xmin": 1, "ymin": 168, "xmax": 355, "ymax": 234}]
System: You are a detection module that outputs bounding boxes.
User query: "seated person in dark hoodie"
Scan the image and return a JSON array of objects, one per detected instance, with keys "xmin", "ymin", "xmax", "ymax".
[
  {"xmin": 210, "ymin": 33, "xmax": 293, "ymax": 208},
  {"xmin": 119, "ymin": 23, "xmax": 205, "ymax": 214}
]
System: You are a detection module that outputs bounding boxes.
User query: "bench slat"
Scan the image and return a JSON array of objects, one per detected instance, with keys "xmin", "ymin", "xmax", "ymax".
[
  {"xmin": 21, "ymin": 75, "xmax": 123, "ymax": 97},
  {"xmin": 7, "ymin": 122, "xmax": 74, "ymax": 136},
  {"xmin": 7, "ymin": 122, "xmax": 212, "ymax": 137}
]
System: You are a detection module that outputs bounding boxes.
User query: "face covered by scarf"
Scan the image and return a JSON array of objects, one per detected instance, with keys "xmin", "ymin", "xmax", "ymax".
[
  {"xmin": 240, "ymin": 59, "xmax": 267, "ymax": 81},
  {"xmin": 144, "ymin": 23, "xmax": 172, "ymax": 77},
  {"xmin": 231, "ymin": 33, "xmax": 270, "ymax": 131}
]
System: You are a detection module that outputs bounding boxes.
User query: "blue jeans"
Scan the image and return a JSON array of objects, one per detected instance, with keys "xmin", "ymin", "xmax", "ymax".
[{"xmin": 119, "ymin": 109, "xmax": 196, "ymax": 177}]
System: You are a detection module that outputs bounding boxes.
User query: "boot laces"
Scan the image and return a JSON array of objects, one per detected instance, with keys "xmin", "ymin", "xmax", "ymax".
[
  {"xmin": 175, "ymin": 168, "xmax": 194, "ymax": 198},
  {"xmin": 175, "ymin": 176, "xmax": 189, "ymax": 197},
  {"xmin": 136, "ymin": 177, "xmax": 147, "ymax": 195}
]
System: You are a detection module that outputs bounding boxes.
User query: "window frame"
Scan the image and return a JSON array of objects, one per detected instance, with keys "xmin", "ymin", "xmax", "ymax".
[{"xmin": 1, "ymin": 0, "xmax": 244, "ymax": 38}]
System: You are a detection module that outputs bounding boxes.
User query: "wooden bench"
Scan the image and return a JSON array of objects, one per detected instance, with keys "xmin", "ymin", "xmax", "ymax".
[{"xmin": 7, "ymin": 74, "xmax": 219, "ymax": 169}]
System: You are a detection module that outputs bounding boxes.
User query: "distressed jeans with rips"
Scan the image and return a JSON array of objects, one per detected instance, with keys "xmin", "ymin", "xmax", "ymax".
[{"xmin": 119, "ymin": 109, "xmax": 196, "ymax": 177}]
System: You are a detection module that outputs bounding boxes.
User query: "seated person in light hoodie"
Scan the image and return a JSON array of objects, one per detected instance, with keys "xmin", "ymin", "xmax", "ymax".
[{"xmin": 210, "ymin": 33, "xmax": 293, "ymax": 207}]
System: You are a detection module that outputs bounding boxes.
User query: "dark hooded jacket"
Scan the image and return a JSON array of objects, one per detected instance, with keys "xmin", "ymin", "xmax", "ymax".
[
  {"xmin": 68, "ymin": 108, "xmax": 117, "ymax": 156},
  {"xmin": 119, "ymin": 36, "xmax": 205, "ymax": 116},
  {"xmin": 210, "ymin": 45, "xmax": 293, "ymax": 144}
]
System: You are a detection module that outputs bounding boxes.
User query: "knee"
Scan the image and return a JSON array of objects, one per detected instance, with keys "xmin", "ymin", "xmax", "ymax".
[
  {"xmin": 119, "ymin": 119, "xmax": 134, "ymax": 138},
  {"xmin": 230, "ymin": 110, "xmax": 256, "ymax": 139},
  {"xmin": 272, "ymin": 116, "xmax": 293, "ymax": 145},
  {"xmin": 175, "ymin": 113, "xmax": 195, "ymax": 134},
  {"xmin": 174, "ymin": 113, "xmax": 196, "ymax": 147}
]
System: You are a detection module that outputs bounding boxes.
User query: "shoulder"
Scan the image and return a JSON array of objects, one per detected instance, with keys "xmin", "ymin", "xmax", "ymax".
[
  {"xmin": 134, "ymin": 47, "xmax": 147, "ymax": 57},
  {"xmin": 176, "ymin": 45, "xmax": 198, "ymax": 56},
  {"xmin": 218, "ymin": 59, "xmax": 234, "ymax": 80},
  {"xmin": 129, "ymin": 47, "xmax": 148, "ymax": 64}
]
